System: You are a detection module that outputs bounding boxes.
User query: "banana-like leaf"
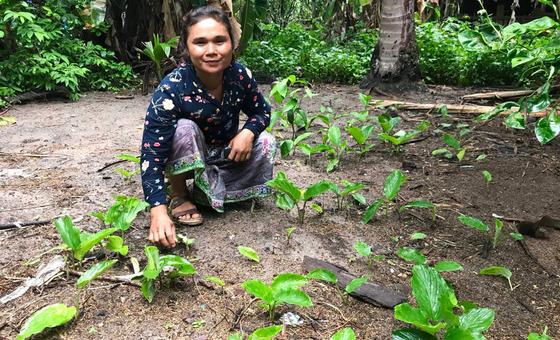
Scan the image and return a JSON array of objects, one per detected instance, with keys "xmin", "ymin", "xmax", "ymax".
[
  {"xmin": 17, "ymin": 304, "xmax": 76, "ymax": 340},
  {"xmin": 76, "ymin": 259, "xmax": 117, "ymax": 289},
  {"xmin": 74, "ymin": 227, "xmax": 118, "ymax": 261},
  {"xmin": 54, "ymin": 216, "xmax": 81, "ymax": 250}
]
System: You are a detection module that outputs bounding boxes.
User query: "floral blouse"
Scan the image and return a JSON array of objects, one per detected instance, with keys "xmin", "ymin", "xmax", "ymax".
[{"xmin": 140, "ymin": 61, "xmax": 271, "ymax": 207}]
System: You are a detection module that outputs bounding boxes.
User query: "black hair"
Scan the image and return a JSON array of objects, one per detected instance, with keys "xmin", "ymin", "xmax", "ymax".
[{"xmin": 178, "ymin": 6, "xmax": 235, "ymax": 64}]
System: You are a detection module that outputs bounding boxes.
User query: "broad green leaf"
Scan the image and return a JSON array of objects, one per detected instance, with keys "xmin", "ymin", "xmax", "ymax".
[
  {"xmin": 345, "ymin": 276, "xmax": 367, "ymax": 294},
  {"xmin": 306, "ymin": 268, "xmax": 337, "ymax": 284},
  {"xmin": 522, "ymin": 16, "xmax": 558, "ymax": 31},
  {"xmin": 363, "ymin": 199, "xmax": 384, "ymax": 223},
  {"xmin": 410, "ymin": 232, "xmax": 427, "ymax": 240},
  {"xmin": 238, "ymin": 246, "xmax": 260, "ymax": 263},
  {"xmin": 354, "ymin": 241, "xmax": 372, "ymax": 257},
  {"xmin": 228, "ymin": 332, "xmax": 243, "ymax": 340},
  {"xmin": 205, "ymin": 275, "xmax": 225, "ymax": 287},
  {"xmin": 346, "ymin": 126, "xmax": 366, "ymax": 144},
  {"xmin": 392, "ymin": 328, "xmax": 438, "ymax": 340},
  {"xmin": 310, "ymin": 202, "xmax": 323, "ymax": 213},
  {"xmin": 527, "ymin": 326, "xmax": 550, "ymax": 340},
  {"xmin": 76, "ymin": 259, "xmax": 117, "ymax": 289},
  {"xmin": 74, "ymin": 227, "xmax": 118, "ymax": 261},
  {"xmin": 330, "ymin": 327, "xmax": 356, "ymax": 340},
  {"xmin": 116, "ymin": 153, "xmax": 140, "ymax": 163},
  {"xmin": 411, "ymin": 265, "xmax": 457, "ymax": 324},
  {"xmin": 535, "ymin": 112, "xmax": 560, "ymax": 145},
  {"xmin": 444, "ymin": 326, "xmax": 486, "ymax": 340},
  {"xmin": 105, "ymin": 235, "xmax": 128, "ymax": 256},
  {"xmin": 394, "ymin": 303, "xmax": 445, "ymax": 335},
  {"xmin": 248, "ymin": 325, "xmax": 283, "ymax": 340},
  {"xmin": 479, "ymin": 266, "xmax": 512, "ymax": 290},
  {"xmin": 17, "ymin": 304, "xmax": 76, "ymax": 340},
  {"xmin": 359, "ymin": 93, "xmax": 371, "ymax": 106},
  {"xmin": 457, "ymin": 215, "xmax": 489, "ymax": 232},
  {"xmin": 457, "ymin": 308, "xmax": 495, "ymax": 333},
  {"xmin": 303, "ymin": 180, "xmax": 332, "ymax": 201},
  {"xmin": 504, "ymin": 111, "xmax": 526, "ymax": 130},
  {"xmin": 399, "ymin": 200, "xmax": 435, "ymax": 212},
  {"xmin": 267, "ymin": 172, "xmax": 301, "ymax": 202},
  {"xmin": 326, "ymin": 158, "xmax": 339, "ymax": 172},
  {"xmin": 442, "ymin": 134, "xmax": 461, "ymax": 150},
  {"xmin": 275, "ymin": 288, "xmax": 313, "ymax": 307},
  {"xmin": 435, "ymin": 261, "xmax": 463, "ymax": 272},
  {"xmin": 275, "ymin": 192, "xmax": 295, "ymax": 210},
  {"xmin": 101, "ymin": 196, "xmax": 150, "ymax": 231},
  {"xmin": 397, "ymin": 247, "xmax": 426, "ymax": 265},
  {"xmin": 493, "ymin": 219, "xmax": 503, "ymax": 248},
  {"xmin": 378, "ymin": 113, "xmax": 401, "ymax": 133},
  {"xmin": 141, "ymin": 278, "xmax": 155, "ymax": 303},
  {"xmin": 143, "ymin": 245, "xmax": 162, "ymax": 279},
  {"xmin": 510, "ymin": 232, "xmax": 524, "ymax": 241},
  {"xmin": 352, "ymin": 193, "xmax": 367, "ymax": 205},
  {"xmin": 456, "ymin": 149, "xmax": 466, "ymax": 162},
  {"xmin": 384, "ymin": 170, "xmax": 406, "ymax": 201},
  {"xmin": 327, "ymin": 125, "xmax": 342, "ymax": 147},
  {"xmin": 432, "ymin": 148, "xmax": 453, "ymax": 159},
  {"xmin": 340, "ymin": 182, "xmax": 364, "ymax": 196},
  {"xmin": 279, "ymin": 140, "xmax": 294, "ymax": 158},
  {"xmin": 177, "ymin": 234, "xmax": 195, "ymax": 247},
  {"xmin": 482, "ymin": 171, "xmax": 492, "ymax": 183},
  {"xmin": 54, "ymin": 216, "xmax": 81, "ymax": 250},
  {"xmin": 160, "ymin": 255, "xmax": 196, "ymax": 277},
  {"xmin": 242, "ymin": 279, "xmax": 274, "ymax": 304},
  {"xmin": 294, "ymin": 132, "xmax": 314, "ymax": 145},
  {"xmin": 271, "ymin": 273, "xmax": 307, "ymax": 293},
  {"xmin": 298, "ymin": 143, "xmax": 312, "ymax": 157}
]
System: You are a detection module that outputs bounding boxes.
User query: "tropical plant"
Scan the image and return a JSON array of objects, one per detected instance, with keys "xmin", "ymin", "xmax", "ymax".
[
  {"xmin": 330, "ymin": 327, "xmax": 356, "ymax": 340},
  {"xmin": 377, "ymin": 113, "xmax": 430, "ymax": 153},
  {"xmin": 266, "ymin": 171, "xmax": 332, "ymax": 224},
  {"xmin": 363, "ymin": 169, "xmax": 407, "ymax": 223},
  {"xmin": 238, "ymin": 245, "xmax": 260, "ymax": 263},
  {"xmin": 137, "ymin": 246, "xmax": 197, "ymax": 303},
  {"xmin": 228, "ymin": 324, "xmax": 283, "ymax": 340},
  {"xmin": 268, "ymin": 75, "xmax": 313, "ymax": 138},
  {"xmin": 114, "ymin": 153, "xmax": 140, "ymax": 181},
  {"xmin": 327, "ymin": 179, "xmax": 366, "ymax": 210},
  {"xmin": 527, "ymin": 326, "xmax": 550, "ymax": 340},
  {"xmin": 242, "ymin": 273, "xmax": 313, "ymax": 319},
  {"xmin": 392, "ymin": 264, "xmax": 495, "ymax": 339},
  {"xmin": 91, "ymin": 195, "xmax": 150, "ymax": 232},
  {"xmin": 457, "ymin": 215, "xmax": 519, "ymax": 251},
  {"xmin": 138, "ymin": 33, "xmax": 179, "ymax": 81},
  {"xmin": 479, "ymin": 265, "xmax": 513, "ymax": 291},
  {"xmin": 432, "ymin": 134, "xmax": 466, "ymax": 161},
  {"xmin": 354, "ymin": 241, "xmax": 384, "ymax": 267},
  {"xmin": 17, "ymin": 303, "xmax": 77, "ymax": 340}
]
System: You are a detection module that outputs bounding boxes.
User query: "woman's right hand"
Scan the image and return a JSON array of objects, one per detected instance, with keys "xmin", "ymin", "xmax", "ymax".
[{"xmin": 148, "ymin": 205, "xmax": 176, "ymax": 248}]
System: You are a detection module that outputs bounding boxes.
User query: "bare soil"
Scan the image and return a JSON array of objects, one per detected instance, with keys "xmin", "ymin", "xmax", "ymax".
[{"xmin": 0, "ymin": 84, "xmax": 559, "ymax": 340}]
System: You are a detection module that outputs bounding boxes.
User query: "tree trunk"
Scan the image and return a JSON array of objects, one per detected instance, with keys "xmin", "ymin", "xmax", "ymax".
[{"xmin": 360, "ymin": 0, "xmax": 421, "ymax": 90}]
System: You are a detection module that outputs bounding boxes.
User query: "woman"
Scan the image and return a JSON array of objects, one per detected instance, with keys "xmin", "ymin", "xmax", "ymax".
[{"xmin": 140, "ymin": 6, "xmax": 276, "ymax": 248}]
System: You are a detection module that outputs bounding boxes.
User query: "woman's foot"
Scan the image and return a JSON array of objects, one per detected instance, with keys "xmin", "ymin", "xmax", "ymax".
[{"xmin": 170, "ymin": 196, "xmax": 203, "ymax": 226}]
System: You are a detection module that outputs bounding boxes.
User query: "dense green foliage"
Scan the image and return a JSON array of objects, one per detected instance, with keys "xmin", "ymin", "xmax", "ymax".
[
  {"xmin": 0, "ymin": 0, "xmax": 134, "ymax": 106},
  {"xmin": 240, "ymin": 22, "xmax": 377, "ymax": 83}
]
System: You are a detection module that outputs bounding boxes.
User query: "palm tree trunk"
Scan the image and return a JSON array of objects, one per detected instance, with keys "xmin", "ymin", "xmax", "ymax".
[{"xmin": 360, "ymin": 0, "xmax": 421, "ymax": 89}]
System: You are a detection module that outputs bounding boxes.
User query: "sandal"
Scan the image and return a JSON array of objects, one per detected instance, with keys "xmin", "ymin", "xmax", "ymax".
[{"xmin": 170, "ymin": 196, "xmax": 204, "ymax": 226}]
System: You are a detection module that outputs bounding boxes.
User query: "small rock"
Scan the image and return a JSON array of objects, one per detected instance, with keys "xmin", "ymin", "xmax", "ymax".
[{"xmin": 280, "ymin": 312, "xmax": 304, "ymax": 326}]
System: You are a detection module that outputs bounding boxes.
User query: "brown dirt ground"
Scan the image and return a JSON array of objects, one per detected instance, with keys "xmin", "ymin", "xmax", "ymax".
[{"xmin": 0, "ymin": 84, "xmax": 559, "ymax": 340}]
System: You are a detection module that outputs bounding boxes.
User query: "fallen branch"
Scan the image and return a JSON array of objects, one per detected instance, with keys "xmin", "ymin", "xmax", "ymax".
[
  {"xmin": 0, "ymin": 220, "xmax": 51, "ymax": 231},
  {"xmin": 97, "ymin": 159, "xmax": 127, "ymax": 173},
  {"xmin": 462, "ymin": 86, "xmax": 559, "ymax": 101},
  {"xmin": 371, "ymin": 99, "xmax": 547, "ymax": 118},
  {"xmin": 302, "ymin": 256, "xmax": 406, "ymax": 308},
  {"xmin": 67, "ymin": 270, "xmax": 140, "ymax": 287}
]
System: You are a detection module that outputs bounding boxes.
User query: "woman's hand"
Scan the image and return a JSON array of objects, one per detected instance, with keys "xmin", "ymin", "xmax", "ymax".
[
  {"xmin": 228, "ymin": 129, "xmax": 255, "ymax": 162},
  {"xmin": 148, "ymin": 205, "xmax": 176, "ymax": 248}
]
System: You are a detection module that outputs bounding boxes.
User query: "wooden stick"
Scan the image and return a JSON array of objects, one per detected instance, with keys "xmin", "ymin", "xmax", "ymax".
[
  {"xmin": 302, "ymin": 256, "xmax": 406, "ymax": 308},
  {"xmin": 97, "ymin": 159, "xmax": 127, "ymax": 172},
  {"xmin": 67, "ymin": 270, "xmax": 140, "ymax": 287},
  {"xmin": 371, "ymin": 99, "xmax": 549, "ymax": 118},
  {"xmin": 462, "ymin": 85, "xmax": 559, "ymax": 101},
  {"xmin": 0, "ymin": 220, "xmax": 51, "ymax": 231}
]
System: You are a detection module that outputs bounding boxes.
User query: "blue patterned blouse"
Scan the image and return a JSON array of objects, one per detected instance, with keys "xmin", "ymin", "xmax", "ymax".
[{"xmin": 140, "ymin": 61, "xmax": 271, "ymax": 207}]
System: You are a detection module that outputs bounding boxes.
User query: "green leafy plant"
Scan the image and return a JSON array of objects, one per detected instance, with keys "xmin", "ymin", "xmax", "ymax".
[
  {"xmin": 91, "ymin": 196, "xmax": 149, "ymax": 232},
  {"xmin": 344, "ymin": 276, "xmax": 368, "ymax": 299},
  {"xmin": 482, "ymin": 170, "xmax": 492, "ymax": 186},
  {"xmin": 528, "ymin": 326, "xmax": 550, "ymax": 340},
  {"xmin": 330, "ymin": 327, "xmax": 356, "ymax": 340},
  {"xmin": 138, "ymin": 34, "xmax": 178, "ymax": 81},
  {"xmin": 397, "ymin": 247, "xmax": 426, "ymax": 265},
  {"xmin": 378, "ymin": 113, "xmax": 430, "ymax": 153},
  {"xmin": 354, "ymin": 241, "xmax": 384, "ymax": 267},
  {"xmin": 285, "ymin": 226, "xmax": 296, "ymax": 244},
  {"xmin": 137, "ymin": 246, "xmax": 197, "ymax": 303},
  {"xmin": 76, "ymin": 259, "xmax": 117, "ymax": 289},
  {"xmin": 228, "ymin": 324, "xmax": 284, "ymax": 340},
  {"xmin": 115, "ymin": 153, "xmax": 140, "ymax": 181},
  {"xmin": 242, "ymin": 273, "xmax": 312, "ymax": 319},
  {"xmin": 266, "ymin": 171, "xmax": 331, "ymax": 224},
  {"xmin": 268, "ymin": 75, "xmax": 312, "ymax": 137},
  {"xmin": 17, "ymin": 303, "xmax": 77, "ymax": 340},
  {"xmin": 479, "ymin": 265, "xmax": 513, "ymax": 291},
  {"xmin": 434, "ymin": 261, "xmax": 464, "ymax": 273},
  {"xmin": 238, "ymin": 246, "xmax": 260, "ymax": 263},
  {"xmin": 54, "ymin": 216, "xmax": 118, "ymax": 262},
  {"xmin": 363, "ymin": 170, "xmax": 407, "ymax": 223},
  {"xmin": 458, "ymin": 215, "xmax": 515, "ymax": 251},
  {"xmin": 393, "ymin": 264, "xmax": 495, "ymax": 338},
  {"xmin": 399, "ymin": 200, "xmax": 437, "ymax": 222},
  {"xmin": 327, "ymin": 180, "xmax": 366, "ymax": 210},
  {"xmin": 432, "ymin": 134, "xmax": 466, "ymax": 161}
]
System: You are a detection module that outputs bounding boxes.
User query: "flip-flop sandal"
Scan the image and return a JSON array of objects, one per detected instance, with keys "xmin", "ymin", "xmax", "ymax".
[{"xmin": 170, "ymin": 196, "xmax": 204, "ymax": 226}]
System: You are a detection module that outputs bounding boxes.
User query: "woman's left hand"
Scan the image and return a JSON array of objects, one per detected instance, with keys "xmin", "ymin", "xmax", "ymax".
[{"xmin": 228, "ymin": 129, "xmax": 255, "ymax": 162}]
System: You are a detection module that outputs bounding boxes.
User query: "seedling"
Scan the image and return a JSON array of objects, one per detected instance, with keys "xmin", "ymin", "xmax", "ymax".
[
  {"xmin": 91, "ymin": 195, "xmax": 150, "ymax": 232},
  {"xmin": 268, "ymin": 75, "xmax": 312, "ymax": 138},
  {"xmin": 528, "ymin": 326, "xmax": 550, "ymax": 340},
  {"xmin": 378, "ymin": 113, "xmax": 429, "ymax": 153},
  {"xmin": 432, "ymin": 133, "xmax": 466, "ymax": 161},
  {"xmin": 396, "ymin": 247, "xmax": 426, "ymax": 265},
  {"xmin": 279, "ymin": 132, "xmax": 313, "ymax": 158},
  {"xmin": 434, "ymin": 260, "xmax": 464, "ymax": 273},
  {"xmin": 285, "ymin": 226, "xmax": 296, "ymax": 244},
  {"xmin": 54, "ymin": 216, "xmax": 118, "ymax": 262},
  {"xmin": 114, "ymin": 153, "xmax": 140, "ymax": 181},
  {"xmin": 457, "ymin": 215, "xmax": 515, "ymax": 251},
  {"xmin": 137, "ymin": 246, "xmax": 196, "ymax": 303},
  {"xmin": 410, "ymin": 232, "xmax": 427, "ymax": 240},
  {"xmin": 363, "ymin": 170, "xmax": 406, "ymax": 223},
  {"xmin": 354, "ymin": 241, "xmax": 384, "ymax": 267},
  {"xmin": 479, "ymin": 265, "xmax": 513, "ymax": 291},
  {"xmin": 324, "ymin": 125, "xmax": 348, "ymax": 172},
  {"xmin": 343, "ymin": 276, "xmax": 368, "ymax": 302},
  {"xmin": 346, "ymin": 123, "xmax": 375, "ymax": 157},
  {"xmin": 17, "ymin": 303, "xmax": 77, "ymax": 340},
  {"xmin": 177, "ymin": 234, "xmax": 195, "ymax": 252},
  {"xmin": 266, "ymin": 171, "xmax": 332, "ymax": 224},
  {"xmin": 399, "ymin": 200, "xmax": 437, "ymax": 222},
  {"xmin": 242, "ymin": 273, "xmax": 312, "ymax": 319},
  {"xmin": 393, "ymin": 264, "xmax": 495, "ymax": 338},
  {"xmin": 330, "ymin": 327, "xmax": 356, "ymax": 340},
  {"xmin": 327, "ymin": 180, "xmax": 366, "ymax": 210},
  {"xmin": 482, "ymin": 170, "xmax": 492, "ymax": 186},
  {"xmin": 238, "ymin": 246, "xmax": 260, "ymax": 263},
  {"xmin": 228, "ymin": 325, "xmax": 283, "ymax": 340},
  {"xmin": 76, "ymin": 259, "xmax": 118, "ymax": 289},
  {"xmin": 137, "ymin": 34, "xmax": 178, "ymax": 81},
  {"xmin": 205, "ymin": 275, "xmax": 225, "ymax": 288}
]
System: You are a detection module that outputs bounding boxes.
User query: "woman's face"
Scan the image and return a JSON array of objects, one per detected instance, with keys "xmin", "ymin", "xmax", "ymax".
[{"xmin": 186, "ymin": 18, "xmax": 233, "ymax": 77}]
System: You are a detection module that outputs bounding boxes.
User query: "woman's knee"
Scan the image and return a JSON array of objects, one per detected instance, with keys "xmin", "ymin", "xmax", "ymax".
[
  {"xmin": 255, "ymin": 131, "xmax": 276, "ymax": 159},
  {"xmin": 175, "ymin": 119, "xmax": 202, "ymax": 139}
]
